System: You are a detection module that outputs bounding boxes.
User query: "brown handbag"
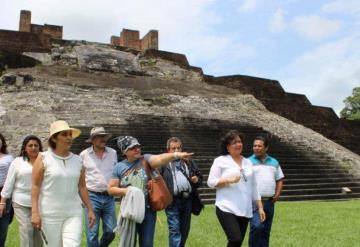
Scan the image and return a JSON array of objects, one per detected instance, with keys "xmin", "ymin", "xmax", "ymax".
[{"xmin": 142, "ymin": 159, "xmax": 173, "ymax": 211}]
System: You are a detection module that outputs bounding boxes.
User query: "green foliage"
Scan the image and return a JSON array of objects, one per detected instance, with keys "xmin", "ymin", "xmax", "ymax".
[
  {"xmin": 6, "ymin": 200, "xmax": 360, "ymax": 246},
  {"xmin": 340, "ymin": 87, "xmax": 360, "ymax": 120}
]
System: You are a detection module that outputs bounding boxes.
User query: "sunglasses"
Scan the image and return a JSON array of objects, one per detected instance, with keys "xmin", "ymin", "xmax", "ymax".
[{"xmin": 39, "ymin": 228, "xmax": 48, "ymax": 245}]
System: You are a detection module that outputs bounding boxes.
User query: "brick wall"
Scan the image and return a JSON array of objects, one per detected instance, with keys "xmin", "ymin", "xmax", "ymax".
[
  {"xmin": 43, "ymin": 24, "xmax": 62, "ymax": 39},
  {"xmin": 111, "ymin": 29, "xmax": 159, "ymax": 51},
  {"xmin": 0, "ymin": 29, "xmax": 51, "ymax": 53},
  {"xmin": 141, "ymin": 30, "xmax": 158, "ymax": 50},
  {"xmin": 19, "ymin": 10, "xmax": 31, "ymax": 32},
  {"xmin": 110, "ymin": 36, "xmax": 120, "ymax": 46},
  {"xmin": 119, "ymin": 29, "xmax": 141, "ymax": 50}
]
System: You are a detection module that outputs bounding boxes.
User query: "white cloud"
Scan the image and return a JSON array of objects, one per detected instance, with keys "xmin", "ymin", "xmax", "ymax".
[
  {"xmin": 269, "ymin": 9, "xmax": 287, "ymax": 32},
  {"xmin": 238, "ymin": 0, "xmax": 257, "ymax": 13},
  {"xmin": 291, "ymin": 15, "xmax": 342, "ymax": 41},
  {"xmin": 278, "ymin": 36, "xmax": 360, "ymax": 114},
  {"xmin": 322, "ymin": 0, "xmax": 360, "ymax": 15}
]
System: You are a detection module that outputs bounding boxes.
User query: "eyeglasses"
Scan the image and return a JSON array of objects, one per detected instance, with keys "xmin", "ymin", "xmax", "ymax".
[{"xmin": 240, "ymin": 168, "xmax": 247, "ymax": 182}]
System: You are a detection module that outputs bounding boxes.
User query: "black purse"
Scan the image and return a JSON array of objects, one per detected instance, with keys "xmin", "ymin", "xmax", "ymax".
[{"xmin": 191, "ymin": 191, "xmax": 204, "ymax": 216}]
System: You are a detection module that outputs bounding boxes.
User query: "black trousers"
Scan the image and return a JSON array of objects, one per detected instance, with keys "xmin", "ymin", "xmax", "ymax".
[{"xmin": 216, "ymin": 206, "xmax": 249, "ymax": 247}]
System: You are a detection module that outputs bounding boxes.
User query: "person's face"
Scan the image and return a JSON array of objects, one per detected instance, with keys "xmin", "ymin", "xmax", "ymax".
[
  {"xmin": 253, "ymin": 140, "xmax": 268, "ymax": 158},
  {"xmin": 227, "ymin": 136, "xmax": 243, "ymax": 156},
  {"xmin": 25, "ymin": 140, "xmax": 40, "ymax": 159},
  {"xmin": 168, "ymin": 142, "xmax": 182, "ymax": 153},
  {"xmin": 92, "ymin": 135, "xmax": 107, "ymax": 149},
  {"xmin": 125, "ymin": 145, "xmax": 142, "ymax": 160},
  {"xmin": 53, "ymin": 130, "xmax": 73, "ymax": 149}
]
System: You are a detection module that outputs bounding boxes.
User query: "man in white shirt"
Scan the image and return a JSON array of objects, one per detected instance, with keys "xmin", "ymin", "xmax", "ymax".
[
  {"xmin": 248, "ymin": 136, "xmax": 284, "ymax": 247},
  {"xmin": 80, "ymin": 127, "xmax": 117, "ymax": 247}
]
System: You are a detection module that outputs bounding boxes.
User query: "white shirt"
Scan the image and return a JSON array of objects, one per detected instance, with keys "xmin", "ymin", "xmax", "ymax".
[
  {"xmin": 40, "ymin": 150, "xmax": 83, "ymax": 217},
  {"xmin": 0, "ymin": 154, "xmax": 14, "ymax": 187},
  {"xmin": 249, "ymin": 155, "xmax": 285, "ymax": 197},
  {"xmin": 80, "ymin": 146, "xmax": 117, "ymax": 192},
  {"xmin": 207, "ymin": 155, "xmax": 260, "ymax": 218},
  {"xmin": 1, "ymin": 157, "xmax": 33, "ymax": 207}
]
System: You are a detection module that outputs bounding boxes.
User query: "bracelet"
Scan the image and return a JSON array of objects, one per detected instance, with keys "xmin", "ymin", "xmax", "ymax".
[
  {"xmin": 0, "ymin": 203, "xmax": 5, "ymax": 205},
  {"xmin": 174, "ymin": 152, "xmax": 179, "ymax": 160}
]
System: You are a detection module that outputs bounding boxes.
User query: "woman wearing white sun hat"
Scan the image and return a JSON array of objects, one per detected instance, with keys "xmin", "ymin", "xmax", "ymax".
[{"xmin": 31, "ymin": 120, "xmax": 96, "ymax": 247}]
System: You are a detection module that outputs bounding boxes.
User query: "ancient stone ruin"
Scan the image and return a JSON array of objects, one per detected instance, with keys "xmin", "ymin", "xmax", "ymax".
[{"xmin": 1, "ymin": 10, "xmax": 360, "ymax": 202}]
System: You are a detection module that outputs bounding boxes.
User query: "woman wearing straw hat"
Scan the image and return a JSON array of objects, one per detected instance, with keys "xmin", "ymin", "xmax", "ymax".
[{"xmin": 31, "ymin": 120, "xmax": 96, "ymax": 247}]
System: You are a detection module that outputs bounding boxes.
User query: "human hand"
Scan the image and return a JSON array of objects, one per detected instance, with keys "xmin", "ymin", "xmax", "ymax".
[
  {"xmin": 227, "ymin": 175, "xmax": 241, "ymax": 184},
  {"xmin": 272, "ymin": 194, "xmax": 280, "ymax": 203},
  {"xmin": 87, "ymin": 209, "xmax": 96, "ymax": 228},
  {"xmin": 175, "ymin": 152, "xmax": 194, "ymax": 160},
  {"xmin": 31, "ymin": 212, "xmax": 42, "ymax": 229},
  {"xmin": 191, "ymin": 176, "xmax": 199, "ymax": 183},
  {"xmin": 259, "ymin": 208, "xmax": 266, "ymax": 223}
]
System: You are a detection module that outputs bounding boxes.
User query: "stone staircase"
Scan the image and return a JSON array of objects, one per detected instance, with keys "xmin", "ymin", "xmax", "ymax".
[{"xmin": 71, "ymin": 115, "xmax": 360, "ymax": 203}]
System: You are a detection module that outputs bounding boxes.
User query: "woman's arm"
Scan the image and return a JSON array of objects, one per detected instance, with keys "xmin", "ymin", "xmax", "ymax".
[
  {"xmin": 107, "ymin": 178, "xmax": 128, "ymax": 197},
  {"xmin": 78, "ymin": 168, "xmax": 95, "ymax": 228},
  {"xmin": 148, "ymin": 152, "xmax": 194, "ymax": 169},
  {"xmin": 31, "ymin": 154, "xmax": 45, "ymax": 229},
  {"xmin": 0, "ymin": 160, "xmax": 17, "ymax": 216},
  {"xmin": 207, "ymin": 159, "xmax": 240, "ymax": 188}
]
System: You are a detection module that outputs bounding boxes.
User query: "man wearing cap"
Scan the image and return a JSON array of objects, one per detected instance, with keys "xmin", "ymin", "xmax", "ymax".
[
  {"xmin": 80, "ymin": 127, "xmax": 117, "ymax": 247},
  {"xmin": 248, "ymin": 136, "xmax": 284, "ymax": 247}
]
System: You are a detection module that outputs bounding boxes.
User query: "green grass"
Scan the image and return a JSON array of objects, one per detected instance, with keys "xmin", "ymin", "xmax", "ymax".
[{"xmin": 5, "ymin": 200, "xmax": 360, "ymax": 246}]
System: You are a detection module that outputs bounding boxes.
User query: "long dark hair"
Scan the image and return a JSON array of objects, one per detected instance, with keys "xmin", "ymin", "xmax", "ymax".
[
  {"xmin": 20, "ymin": 135, "xmax": 43, "ymax": 161},
  {"xmin": 220, "ymin": 130, "xmax": 245, "ymax": 155},
  {"xmin": 0, "ymin": 133, "xmax": 8, "ymax": 154}
]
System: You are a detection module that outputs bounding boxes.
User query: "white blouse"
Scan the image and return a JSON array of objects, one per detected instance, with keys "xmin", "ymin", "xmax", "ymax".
[
  {"xmin": 39, "ymin": 150, "xmax": 83, "ymax": 217},
  {"xmin": 0, "ymin": 154, "xmax": 14, "ymax": 187},
  {"xmin": 1, "ymin": 157, "xmax": 33, "ymax": 207},
  {"xmin": 207, "ymin": 155, "xmax": 261, "ymax": 218}
]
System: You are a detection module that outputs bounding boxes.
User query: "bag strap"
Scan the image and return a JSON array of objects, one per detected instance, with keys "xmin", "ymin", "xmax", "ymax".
[{"xmin": 141, "ymin": 158, "xmax": 153, "ymax": 179}]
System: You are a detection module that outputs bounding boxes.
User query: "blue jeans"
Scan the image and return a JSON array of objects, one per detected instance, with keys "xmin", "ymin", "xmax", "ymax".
[
  {"xmin": 249, "ymin": 200, "xmax": 275, "ymax": 247},
  {"xmin": 136, "ymin": 206, "xmax": 157, "ymax": 247},
  {"xmin": 0, "ymin": 200, "xmax": 11, "ymax": 247},
  {"xmin": 165, "ymin": 197, "xmax": 192, "ymax": 247},
  {"xmin": 85, "ymin": 192, "xmax": 116, "ymax": 247}
]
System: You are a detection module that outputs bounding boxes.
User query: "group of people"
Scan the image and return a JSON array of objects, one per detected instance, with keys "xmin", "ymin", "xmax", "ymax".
[{"xmin": 0, "ymin": 120, "xmax": 284, "ymax": 247}]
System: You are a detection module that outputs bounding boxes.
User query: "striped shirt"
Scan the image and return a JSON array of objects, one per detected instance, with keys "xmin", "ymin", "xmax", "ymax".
[
  {"xmin": 0, "ymin": 154, "xmax": 14, "ymax": 187},
  {"xmin": 248, "ymin": 154, "xmax": 284, "ymax": 197}
]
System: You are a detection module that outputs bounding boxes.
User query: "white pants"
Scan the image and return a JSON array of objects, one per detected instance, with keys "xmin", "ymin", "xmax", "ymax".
[
  {"xmin": 13, "ymin": 202, "xmax": 43, "ymax": 247},
  {"xmin": 41, "ymin": 215, "xmax": 82, "ymax": 247}
]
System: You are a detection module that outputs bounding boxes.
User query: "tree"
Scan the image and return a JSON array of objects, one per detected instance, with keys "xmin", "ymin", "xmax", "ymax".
[{"xmin": 340, "ymin": 87, "xmax": 360, "ymax": 120}]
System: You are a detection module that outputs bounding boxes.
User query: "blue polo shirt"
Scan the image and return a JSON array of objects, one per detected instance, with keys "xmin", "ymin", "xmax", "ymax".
[{"xmin": 248, "ymin": 154, "xmax": 284, "ymax": 197}]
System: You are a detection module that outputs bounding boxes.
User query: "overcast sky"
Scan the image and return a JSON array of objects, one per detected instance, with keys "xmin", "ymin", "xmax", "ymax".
[{"xmin": 1, "ymin": 0, "xmax": 359, "ymax": 114}]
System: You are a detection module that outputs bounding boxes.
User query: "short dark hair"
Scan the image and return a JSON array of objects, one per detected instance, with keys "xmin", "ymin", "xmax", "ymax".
[
  {"xmin": 48, "ymin": 132, "xmax": 59, "ymax": 149},
  {"xmin": 0, "ymin": 133, "xmax": 8, "ymax": 154},
  {"xmin": 254, "ymin": 135, "xmax": 269, "ymax": 148},
  {"xmin": 20, "ymin": 135, "xmax": 43, "ymax": 161},
  {"xmin": 220, "ymin": 130, "xmax": 245, "ymax": 155}
]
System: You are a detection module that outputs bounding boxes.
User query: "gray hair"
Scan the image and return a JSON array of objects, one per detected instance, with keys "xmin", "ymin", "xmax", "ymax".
[{"xmin": 166, "ymin": 137, "xmax": 182, "ymax": 150}]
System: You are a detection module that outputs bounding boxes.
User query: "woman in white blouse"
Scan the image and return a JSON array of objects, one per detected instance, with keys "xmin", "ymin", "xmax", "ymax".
[
  {"xmin": 0, "ymin": 133, "xmax": 14, "ymax": 247},
  {"xmin": 31, "ymin": 120, "xmax": 95, "ymax": 247},
  {"xmin": 0, "ymin": 135, "xmax": 43, "ymax": 247},
  {"xmin": 207, "ymin": 130, "xmax": 266, "ymax": 247}
]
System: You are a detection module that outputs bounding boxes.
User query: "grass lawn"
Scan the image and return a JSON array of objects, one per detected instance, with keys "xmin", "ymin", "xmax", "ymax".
[{"xmin": 5, "ymin": 200, "xmax": 360, "ymax": 246}]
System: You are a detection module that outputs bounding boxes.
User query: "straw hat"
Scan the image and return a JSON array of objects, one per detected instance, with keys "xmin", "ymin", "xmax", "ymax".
[
  {"xmin": 85, "ymin": 127, "xmax": 112, "ymax": 143},
  {"xmin": 49, "ymin": 120, "xmax": 81, "ymax": 139}
]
